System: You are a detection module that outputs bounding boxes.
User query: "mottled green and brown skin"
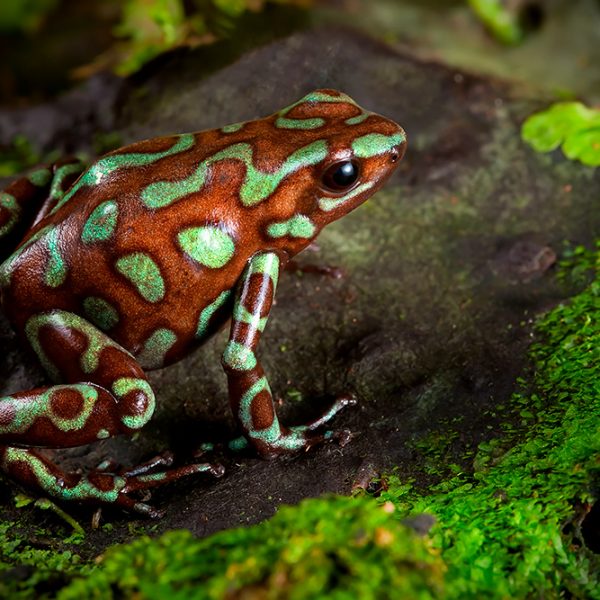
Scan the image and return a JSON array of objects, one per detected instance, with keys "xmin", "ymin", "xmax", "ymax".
[{"xmin": 0, "ymin": 90, "xmax": 406, "ymax": 516}]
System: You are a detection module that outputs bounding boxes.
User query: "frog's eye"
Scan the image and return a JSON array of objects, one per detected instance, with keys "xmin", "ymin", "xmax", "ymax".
[{"xmin": 321, "ymin": 160, "xmax": 360, "ymax": 192}]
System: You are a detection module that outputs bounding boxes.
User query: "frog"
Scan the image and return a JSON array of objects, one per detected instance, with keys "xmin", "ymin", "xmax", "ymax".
[{"xmin": 0, "ymin": 89, "xmax": 406, "ymax": 517}]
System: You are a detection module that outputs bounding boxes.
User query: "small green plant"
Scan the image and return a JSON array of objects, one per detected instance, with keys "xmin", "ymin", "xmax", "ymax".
[{"xmin": 522, "ymin": 102, "xmax": 600, "ymax": 166}]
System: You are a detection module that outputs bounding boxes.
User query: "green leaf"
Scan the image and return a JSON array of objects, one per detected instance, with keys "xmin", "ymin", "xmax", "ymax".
[{"xmin": 522, "ymin": 102, "xmax": 600, "ymax": 166}]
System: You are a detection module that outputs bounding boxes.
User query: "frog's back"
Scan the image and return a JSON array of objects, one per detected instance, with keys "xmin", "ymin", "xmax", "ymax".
[
  {"xmin": 0, "ymin": 131, "xmax": 260, "ymax": 367},
  {"xmin": 2, "ymin": 89, "xmax": 405, "ymax": 370}
]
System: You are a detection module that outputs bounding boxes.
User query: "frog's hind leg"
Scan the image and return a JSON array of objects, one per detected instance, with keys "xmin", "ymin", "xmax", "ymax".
[
  {"xmin": 0, "ymin": 159, "xmax": 84, "ymax": 261},
  {"xmin": 222, "ymin": 252, "xmax": 356, "ymax": 458},
  {"xmin": 0, "ymin": 310, "xmax": 223, "ymax": 516}
]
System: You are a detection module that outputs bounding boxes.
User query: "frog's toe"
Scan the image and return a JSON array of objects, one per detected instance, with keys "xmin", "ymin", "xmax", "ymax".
[
  {"xmin": 121, "ymin": 460, "xmax": 225, "ymax": 495},
  {"xmin": 302, "ymin": 393, "xmax": 358, "ymax": 432},
  {"xmin": 120, "ymin": 451, "xmax": 175, "ymax": 477}
]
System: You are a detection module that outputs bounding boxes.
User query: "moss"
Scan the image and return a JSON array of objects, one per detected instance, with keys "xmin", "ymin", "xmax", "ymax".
[
  {"xmin": 59, "ymin": 496, "xmax": 444, "ymax": 599},
  {"xmin": 0, "ymin": 521, "xmax": 90, "ymax": 599},
  {"xmin": 379, "ymin": 242, "xmax": 600, "ymax": 598}
]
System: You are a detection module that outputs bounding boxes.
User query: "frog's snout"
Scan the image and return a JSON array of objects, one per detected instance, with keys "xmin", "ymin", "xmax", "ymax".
[{"xmin": 389, "ymin": 129, "xmax": 407, "ymax": 165}]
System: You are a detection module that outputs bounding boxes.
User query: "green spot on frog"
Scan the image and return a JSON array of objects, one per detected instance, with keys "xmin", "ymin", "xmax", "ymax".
[
  {"xmin": 44, "ymin": 228, "xmax": 68, "ymax": 288},
  {"xmin": 83, "ymin": 296, "xmax": 120, "ymax": 331},
  {"xmin": 275, "ymin": 117, "xmax": 325, "ymax": 130},
  {"xmin": 345, "ymin": 113, "xmax": 370, "ymax": 125},
  {"xmin": 141, "ymin": 140, "xmax": 328, "ymax": 209},
  {"xmin": 177, "ymin": 226, "xmax": 235, "ymax": 269},
  {"xmin": 240, "ymin": 141, "xmax": 328, "ymax": 206},
  {"xmin": 49, "ymin": 163, "xmax": 85, "ymax": 202},
  {"xmin": 51, "ymin": 134, "xmax": 195, "ymax": 214},
  {"xmin": 0, "ymin": 384, "xmax": 97, "ymax": 434},
  {"xmin": 222, "ymin": 341, "xmax": 257, "ymax": 371},
  {"xmin": 352, "ymin": 132, "xmax": 406, "ymax": 158},
  {"xmin": 81, "ymin": 200, "xmax": 118, "ymax": 244},
  {"xmin": 0, "ymin": 193, "xmax": 20, "ymax": 237},
  {"xmin": 137, "ymin": 328, "xmax": 177, "ymax": 369},
  {"xmin": 112, "ymin": 378, "xmax": 155, "ymax": 430},
  {"xmin": 222, "ymin": 122, "xmax": 245, "ymax": 133},
  {"xmin": 250, "ymin": 252, "xmax": 280, "ymax": 287},
  {"xmin": 196, "ymin": 290, "xmax": 231, "ymax": 339},
  {"xmin": 266, "ymin": 214, "xmax": 315, "ymax": 239},
  {"xmin": 115, "ymin": 253, "xmax": 165, "ymax": 303},
  {"xmin": 280, "ymin": 91, "xmax": 358, "ymax": 118},
  {"xmin": 318, "ymin": 181, "xmax": 374, "ymax": 212},
  {"xmin": 3, "ymin": 447, "xmax": 124, "ymax": 502}
]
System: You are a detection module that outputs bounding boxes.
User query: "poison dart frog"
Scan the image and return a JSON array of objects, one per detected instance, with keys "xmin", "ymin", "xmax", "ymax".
[{"xmin": 0, "ymin": 89, "xmax": 406, "ymax": 517}]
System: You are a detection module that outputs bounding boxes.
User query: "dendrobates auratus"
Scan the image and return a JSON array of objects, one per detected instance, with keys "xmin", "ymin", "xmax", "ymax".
[{"xmin": 0, "ymin": 89, "xmax": 406, "ymax": 517}]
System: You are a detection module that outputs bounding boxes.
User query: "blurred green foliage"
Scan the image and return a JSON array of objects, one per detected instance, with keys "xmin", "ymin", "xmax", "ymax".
[
  {"xmin": 0, "ymin": 0, "xmax": 58, "ymax": 32},
  {"xmin": 0, "ymin": 135, "xmax": 42, "ymax": 177},
  {"xmin": 522, "ymin": 102, "xmax": 600, "ymax": 167},
  {"xmin": 467, "ymin": 0, "xmax": 524, "ymax": 44},
  {"xmin": 112, "ymin": 0, "xmax": 311, "ymax": 75}
]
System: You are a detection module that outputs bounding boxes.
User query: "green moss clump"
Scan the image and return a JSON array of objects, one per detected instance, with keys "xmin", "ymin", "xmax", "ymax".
[
  {"xmin": 380, "ymin": 243, "xmax": 600, "ymax": 598},
  {"xmin": 59, "ymin": 496, "xmax": 444, "ymax": 599},
  {"xmin": 0, "ymin": 522, "xmax": 89, "ymax": 599}
]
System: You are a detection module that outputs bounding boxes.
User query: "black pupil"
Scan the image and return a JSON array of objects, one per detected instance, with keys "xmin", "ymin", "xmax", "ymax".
[{"xmin": 323, "ymin": 161, "xmax": 359, "ymax": 191}]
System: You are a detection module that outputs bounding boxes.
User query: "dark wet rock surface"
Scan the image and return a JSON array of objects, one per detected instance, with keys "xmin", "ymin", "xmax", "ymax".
[{"xmin": 0, "ymin": 27, "xmax": 598, "ymax": 554}]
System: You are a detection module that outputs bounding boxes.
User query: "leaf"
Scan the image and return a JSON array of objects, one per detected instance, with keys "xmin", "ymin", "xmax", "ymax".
[{"xmin": 522, "ymin": 102, "xmax": 600, "ymax": 166}]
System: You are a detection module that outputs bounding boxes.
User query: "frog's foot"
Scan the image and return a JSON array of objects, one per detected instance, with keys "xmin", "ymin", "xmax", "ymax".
[
  {"xmin": 95, "ymin": 451, "xmax": 175, "ymax": 477},
  {"xmin": 0, "ymin": 445, "xmax": 224, "ymax": 518},
  {"xmin": 229, "ymin": 394, "xmax": 357, "ymax": 457}
]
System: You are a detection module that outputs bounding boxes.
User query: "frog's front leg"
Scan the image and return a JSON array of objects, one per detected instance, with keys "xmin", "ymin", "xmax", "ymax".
[
  {"xmin": 222, "ymin": 252, "xmax": 355, "ymax": 458},
  {"xmin": 0, "ymin": 310, "xmax": 222, "ymax": 517}
]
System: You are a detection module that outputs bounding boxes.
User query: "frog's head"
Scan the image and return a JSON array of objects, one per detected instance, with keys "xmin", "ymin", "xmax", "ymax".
[{"xmin": 260, "ymin": 89, "xmax": 406, "ymax": 250}]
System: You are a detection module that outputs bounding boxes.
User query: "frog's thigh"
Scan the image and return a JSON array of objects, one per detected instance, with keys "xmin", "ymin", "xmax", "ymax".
[
  {"xmin": 0, "ymin": 310, "xmax": 155, "ymax": 448},
  {"xmin": 0, "ymin": 159, "xmax": 85, "ymax": 259}
]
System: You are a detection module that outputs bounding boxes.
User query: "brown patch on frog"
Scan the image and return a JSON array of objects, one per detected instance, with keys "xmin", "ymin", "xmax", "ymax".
[
  {"xmin": 242, "ymin": 274, "xmax": 274, "ymax": 318},
  {"xmin": 50, "ymin": 387, "xmax": 85, "ymax": 420},
  {"xmin": 251, "ymin": 390, "xmax": 275, "ymax": 430}
]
